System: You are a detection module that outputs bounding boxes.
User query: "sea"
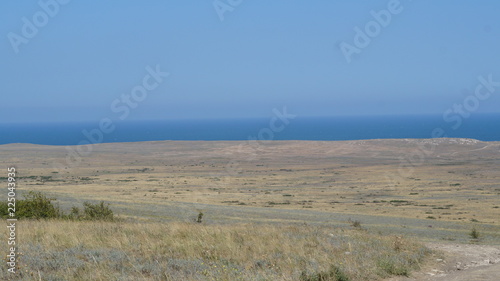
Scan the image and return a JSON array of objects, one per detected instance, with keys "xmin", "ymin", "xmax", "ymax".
[{"xmin": 0, "ymin": 114, "xmax": 499, "ymax": 145}]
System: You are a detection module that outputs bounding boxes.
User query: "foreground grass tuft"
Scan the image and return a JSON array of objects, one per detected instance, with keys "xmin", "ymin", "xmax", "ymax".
[
  {"xmin": 300, "ymin": 265, "xmax": 350, "ymax": 281},
  {"xmin": 1, "ymin": 220, "xmax": 431, "ymax": 280}
]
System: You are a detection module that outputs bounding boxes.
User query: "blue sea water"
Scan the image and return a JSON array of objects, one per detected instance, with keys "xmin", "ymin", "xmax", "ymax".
[{"xmin": 0, "ymin": 114, "xmax": 499, "ymax": 145}]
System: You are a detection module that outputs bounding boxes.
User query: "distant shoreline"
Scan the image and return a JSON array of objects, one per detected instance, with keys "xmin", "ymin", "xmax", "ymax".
[
  {"xmin": 1, "ymin": 114, "xmax": 500, "ymax": 145},
  {"xmin": 2, "ymin": 138, "xmax": 499, "ymax": 148}
]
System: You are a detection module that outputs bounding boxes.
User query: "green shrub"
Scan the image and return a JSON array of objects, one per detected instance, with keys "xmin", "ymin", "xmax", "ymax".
[
  {"xmin": 0, "ymin": 202, "xmax": 10, "ymax": 218},
  {"xmin": 1, "ymin": 191, "xmax": 115, "ymax": 221},
  {"xmin": 82, "ymin": 201, "xmax": 114, "ymax": 221},
  {"xmin": 196, "ymin": 211, "xmax": 204, "ymax": 223},
  {"xmin": 470, "ymin": 227, "xmax": 480, "ymax": 239},
  {"xmin": 0, "ymin": 191, "xmax": 61, "ymax": 219},
  {"xmin": 64, "ymin": 206, "xmax": 82, "ymax": 220}
]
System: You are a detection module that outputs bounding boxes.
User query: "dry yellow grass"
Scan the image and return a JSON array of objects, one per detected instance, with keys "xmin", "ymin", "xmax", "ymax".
[
  {"xmin": 2, "ymin": 140, "xmax": 499, "ymax": 225},
  {"xmin": 1, "ymin": 139, "xmax": 498, "ymax": 279},
  {"xmin": 3, "ymin": 220, "xmax": 430, "ymax": 280}
]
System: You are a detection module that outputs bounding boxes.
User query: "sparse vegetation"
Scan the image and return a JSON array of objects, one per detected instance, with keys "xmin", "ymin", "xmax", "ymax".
[
  {"xmin": 377, "ymin": 257, "xmax": 410, "ymax": 277},
  {"xmin": 267, "ymin": 201, "xmax": 291, "ymax": 205},
  {"xmin": 350, "ymin": 219, "xmax": 362, "ymax": 228},
  {"xmin": 0, "ymin": 221, "xmax": 431, "ymax": 280},
  {"xmin": 470, "ymin": 227, "xmax": 480, "ymax": 240},
  {"xmin": 2, "ymin": 140, "xmax": 499, "ymax": 279}
]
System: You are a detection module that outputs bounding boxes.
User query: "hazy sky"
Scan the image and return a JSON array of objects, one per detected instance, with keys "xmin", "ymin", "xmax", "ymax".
[{"xmin": 1, "ymin": 0, "xmax": 499, "ymax": 123}]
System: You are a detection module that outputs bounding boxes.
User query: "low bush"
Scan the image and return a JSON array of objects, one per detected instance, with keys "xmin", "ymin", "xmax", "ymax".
[
  {"xmin": 470, "ymin": 227, "xmax": 480, "ymax": 239},
  {"xmin": 196, "ymin": 211, "xmax": 204, "ymax": 223},
  {"xmin": 0, "ymin": 191, "xmax": 61, "ymax": 219},
  {"xmin": 0, "ymin": 191, "xmax": 114, "ymax": 221},
  {"xmin": 82, "ymin": 201, "xmax": 114, "ymax": 221}
]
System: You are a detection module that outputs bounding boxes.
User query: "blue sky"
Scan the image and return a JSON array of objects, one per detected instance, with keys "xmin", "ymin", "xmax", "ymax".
[{"xmin": 1, "ymin": 0, "xmax": 499, "ymax": 123}]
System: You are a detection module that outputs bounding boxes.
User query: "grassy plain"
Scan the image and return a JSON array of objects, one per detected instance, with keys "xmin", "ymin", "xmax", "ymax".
[{"xmin": 1, "ymin": 139, "xmax": 499, "ymax": 280}]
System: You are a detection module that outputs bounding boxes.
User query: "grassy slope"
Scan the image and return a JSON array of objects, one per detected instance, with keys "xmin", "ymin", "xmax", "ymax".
[{"xmin": 2, "ymin": 220, "xmax": 430, "ymax": 281}]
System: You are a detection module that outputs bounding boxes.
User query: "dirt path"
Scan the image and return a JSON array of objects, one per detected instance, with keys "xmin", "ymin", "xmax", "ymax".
[{"xmin": 386, "ymin": 243, "xmax": 500, "ymax": 281}]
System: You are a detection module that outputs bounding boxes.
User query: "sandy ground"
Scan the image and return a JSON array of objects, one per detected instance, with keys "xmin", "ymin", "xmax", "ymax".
[{"xmin": 387, "ymin": 243, "xmax": 500, "ymax": 281}]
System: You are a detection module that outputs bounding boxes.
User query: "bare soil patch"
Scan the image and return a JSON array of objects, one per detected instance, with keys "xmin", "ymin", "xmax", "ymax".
[{"xmin": 387, "ymin": 242, "xmax": 500, "ymax": 281}]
